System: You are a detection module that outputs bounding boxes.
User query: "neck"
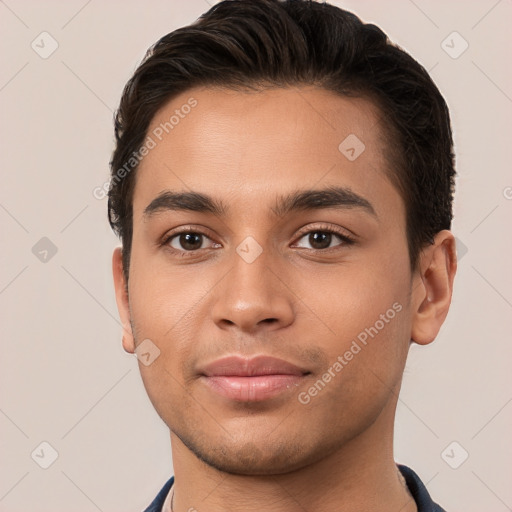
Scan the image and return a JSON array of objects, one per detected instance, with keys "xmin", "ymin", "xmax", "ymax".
[{"xmin": 168, "ymin": 401, "xmax": 417, "ymax": 512}]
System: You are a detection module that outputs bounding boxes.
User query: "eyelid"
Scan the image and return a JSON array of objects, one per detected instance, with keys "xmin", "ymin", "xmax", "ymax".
[
  {"xmin": 292, "ymin": 223, "xmax": 356, "ymax": 244},
  {"xmin": 160, "ymin": 222, "xmax": 356, "ymax": 254},
  {"xmin": 160, "ymin": 225, "xmax": 218, "ymax": 248}
]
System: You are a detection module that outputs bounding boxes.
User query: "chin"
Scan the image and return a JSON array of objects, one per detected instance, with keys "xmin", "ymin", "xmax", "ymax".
[{"xmin": 174, "ymin": 427, "xmax": 336, "ymax": 476}]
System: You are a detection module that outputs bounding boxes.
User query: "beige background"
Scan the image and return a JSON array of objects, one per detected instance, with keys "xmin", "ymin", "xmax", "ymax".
[{"xmin": 1, "ymin": 0, "xmax": 511, "ymax": 511}]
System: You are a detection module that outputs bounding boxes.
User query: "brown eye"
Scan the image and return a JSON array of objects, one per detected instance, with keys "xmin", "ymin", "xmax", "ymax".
[
  {"xmin": 294, "ymin": 229, "xmax": 353, "ymax": 250},
  {"xmin": 168, "ymin": 232, "xmax": 206, "ymax": 251},
  {"xmin": 308, "ymin": 231, "xmax": 332, "ymax": 250}
]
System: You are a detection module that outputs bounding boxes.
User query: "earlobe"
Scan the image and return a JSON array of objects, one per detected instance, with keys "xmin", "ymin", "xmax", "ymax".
[
  {"xmin": 112, "ymin": 247, "xmax": 136, "ymax": 354},
  {"xmin": 411, "ymin": 230, "xmax": 457, "ymax": 345}
]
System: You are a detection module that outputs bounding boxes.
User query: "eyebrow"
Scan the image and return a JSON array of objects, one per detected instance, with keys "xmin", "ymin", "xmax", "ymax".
[
  {"xmin": 272, "ymin": 186, "xmax": 376, "ymax": 218},
  {"xmin": 142, "ymin": 186, "xmax": 376, "ymax": 220},
  {"xmin": 143, "ymin": 190, "xmax": 227, "ymax": 218}
]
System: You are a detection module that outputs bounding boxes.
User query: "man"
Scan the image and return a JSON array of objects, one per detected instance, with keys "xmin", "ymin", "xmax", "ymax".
[{"xmin": 109, "ymin": 1, "xmax": 457, "ymax": 510}]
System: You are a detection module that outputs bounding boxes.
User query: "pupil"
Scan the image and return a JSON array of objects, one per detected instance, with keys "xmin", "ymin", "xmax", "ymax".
[
  {"xmin": 181, "ymin": 233, "xmax": 202, "ymax": 250},
  {"xmin": 310, "ymin": 231, "xmax": 331, "ymax": 249}
]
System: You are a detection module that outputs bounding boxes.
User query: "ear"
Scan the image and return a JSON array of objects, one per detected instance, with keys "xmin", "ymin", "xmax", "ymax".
[
  {"xmin": 112, "ymin": 247, "xmax": 135, "ymax": 353},
  {"xmin": 411, "ymin": 230, "xmax": 457, "ymax": 345}
]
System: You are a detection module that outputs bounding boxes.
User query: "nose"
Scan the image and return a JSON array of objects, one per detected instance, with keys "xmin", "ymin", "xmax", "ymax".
[{"xmin": 210, "ymin": 244, "xmax": 295, "ymax": 334}]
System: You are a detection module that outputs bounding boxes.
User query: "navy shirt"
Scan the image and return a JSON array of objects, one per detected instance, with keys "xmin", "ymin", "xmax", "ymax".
[{"xmin": 143, "ymin": 464, "xmax": 446, "ymax": 512}]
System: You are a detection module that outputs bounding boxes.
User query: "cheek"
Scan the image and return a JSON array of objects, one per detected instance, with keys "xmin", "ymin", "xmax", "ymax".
[
  {"xmin": 298, "ymin": 245, "xmax": 412, "ymax": 393},
  {"xmin": 127, "ymin": 261, "xmax": 201, "ymax": 417},
  {"xmin": 128, "ymin": 240, "xmax": 209, "ymax": 341},
  {"xmin": 302, "ymin": 255, "xmax": 409, "ymax": 342},
  {"xmin": 126, "ymin": 253, "xmax": 205, "ymax": 414},
  {"xmin": 304, "ymin": 297, "xmax": 410, "ymax": 427}
]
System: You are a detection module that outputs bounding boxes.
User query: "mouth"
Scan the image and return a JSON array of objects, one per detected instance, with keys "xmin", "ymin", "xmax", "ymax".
[{"xmin": 199, "ymin": 355, "xmax": 310, "ymax": 402}]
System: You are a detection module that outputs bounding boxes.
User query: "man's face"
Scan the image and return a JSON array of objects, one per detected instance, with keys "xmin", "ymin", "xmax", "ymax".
[{"xmin": 118, "ymin": 87, "xmax": 420, "ymax": 474}]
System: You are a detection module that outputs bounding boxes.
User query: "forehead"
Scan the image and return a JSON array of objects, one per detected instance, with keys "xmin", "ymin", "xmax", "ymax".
[{"xmin": 133, "ymin": 86, "xmax": 400, "ymax": 221}]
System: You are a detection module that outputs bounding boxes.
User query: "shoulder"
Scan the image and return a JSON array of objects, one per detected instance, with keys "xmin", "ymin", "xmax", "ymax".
[
  {"xmin": 398, "ymin": 464, "xmax": 447, "ymax": 512},
  {"xmin": 142, "ymin": 476, "xmax": 174, "ymax": 512},
  {"xmin": 143, "ymin": 469, "xmax": 447, "ymax": 512}
]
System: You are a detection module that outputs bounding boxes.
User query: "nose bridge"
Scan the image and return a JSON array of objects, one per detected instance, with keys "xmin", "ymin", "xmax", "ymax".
[{"xmin": 210, "ymin": 238, "xmax": 294, "ymax": 332}]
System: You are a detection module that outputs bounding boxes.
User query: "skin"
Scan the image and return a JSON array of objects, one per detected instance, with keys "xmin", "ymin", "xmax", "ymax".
[{"xmin": 112, "ymin": 86, "xmax": 456, "ymax": 512}]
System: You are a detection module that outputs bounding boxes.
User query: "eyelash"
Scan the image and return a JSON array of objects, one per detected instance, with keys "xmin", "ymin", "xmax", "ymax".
[
  {"xmin": 160, "ymin": 224, "xmax": 356, "ymax": 256},
  {"xmin": 293, "ymin": 224, "xmax": 356, "ymax": 250}
]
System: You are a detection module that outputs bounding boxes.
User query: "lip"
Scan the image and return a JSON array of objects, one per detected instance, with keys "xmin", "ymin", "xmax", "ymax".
[{"xmin": 199, "ymin": 355, "xmax": 309, "ymax": 402}]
